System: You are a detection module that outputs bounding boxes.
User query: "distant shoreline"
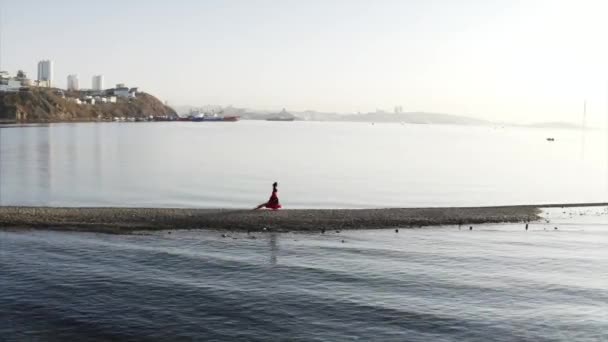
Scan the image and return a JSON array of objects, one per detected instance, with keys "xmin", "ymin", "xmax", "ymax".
[
  {"xmin": 1, "ymin": 203, "xmax": 605, "ymax": 234},
  {"xmin": 0, "ymin": 118, "xmax": 590, "ymax": 130}
]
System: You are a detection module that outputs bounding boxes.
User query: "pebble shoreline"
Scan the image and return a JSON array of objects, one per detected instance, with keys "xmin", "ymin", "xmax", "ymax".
[
  {"xmin": 1, "ymin": 204, "xmax": 605, "ymax": 234},
  {"xmin": 0, "ymin": 206, "xmax": 537, "ymax": 232}
]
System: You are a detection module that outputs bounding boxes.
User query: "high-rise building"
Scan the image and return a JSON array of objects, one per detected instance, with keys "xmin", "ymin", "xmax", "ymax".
[
  {"xmin": 37, "ymin": 60, "xmax": 54, "ymax": 87},
  {"xmin": 92, "ymin": 75, "xmax": 104, "ymax": 91},
  {"xmin": 67, "ymin": 74, "xmax": 79, "ymax": 91}
]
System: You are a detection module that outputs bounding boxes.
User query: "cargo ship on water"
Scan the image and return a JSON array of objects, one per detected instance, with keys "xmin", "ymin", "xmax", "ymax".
[{"xmin": 188, "ymin": 110, "xmax": 240, "ymax": 122}]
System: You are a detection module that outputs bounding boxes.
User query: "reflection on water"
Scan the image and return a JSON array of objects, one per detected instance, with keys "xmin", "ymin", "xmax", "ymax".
[
  {"xmin": 92, "ymin": 124, "xmax": 102, "ymax": 190},
  {"xmin": 1, "ymin": 125, "xmax": 53, "ymax": 205},
  {"xmin": 1, "ymin": 211, "xmax": 607, "ymax": 341},
  {"xmin": 0, "ymin": 122, "xmax": 606, "ymax": 208},
  {"xmin": 269, "ymin": 233, "xmax": 278, "ymax": 265},
  {"xmin": 66, "ymin": 124, "xmax": 78, "ymax": 186},
  {"xmin": 35, "ymin": 127, "xmax": 51, "ymax": 203}
]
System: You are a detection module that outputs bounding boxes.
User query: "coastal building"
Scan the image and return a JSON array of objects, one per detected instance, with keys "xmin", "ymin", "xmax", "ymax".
[
  {"xmin": 0, "ymin": 79, "xmax": 21, "ymax": 92},
  {"xmin": 0, "ymin": 71, "xmax": 26, "ymax": 91},
  {"xmin": 114, "ymin": 86, "xmax": 130, "ymax": 98},
  {"xmin": 129, "ymin": 87, "xmax": 138, "ymax": 98},
  {"xmin": 67, "ymin": 74, "xmax": 79, "ymax": 91},
  {"xmin": 36, "ymin": 80, "xmax": 51, "ymax": 87},
  {"xmin": 94, "ymin": 96, "xmax": 112, "ymax": 104},
  {"xmin": 37, "ymin": 60, "xmax": 54, "ymax": 87},
  {"xmin": 83, "ymin": 96, "xmax": 95, "ymax": 105},
  {"xmin": 92, "ymin": 75, "xmax": 104, "ymax": 91},
  {"xmin": 114, "ymin": 85, "xmax": 137, "ymax": 99}
]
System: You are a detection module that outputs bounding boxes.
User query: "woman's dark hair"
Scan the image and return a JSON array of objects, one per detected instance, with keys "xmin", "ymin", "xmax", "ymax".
[{"xmin": 273, "ymin": 182, "xmax": 278, "ymax": 187}]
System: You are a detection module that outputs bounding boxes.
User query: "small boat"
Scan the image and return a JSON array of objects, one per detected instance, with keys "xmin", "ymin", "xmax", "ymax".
[{"xmin": 546, "ymin": 138, "xmax": 555, "ymax": 142}]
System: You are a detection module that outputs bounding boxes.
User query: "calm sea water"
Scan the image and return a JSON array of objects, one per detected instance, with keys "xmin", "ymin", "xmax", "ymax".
[
  {"xmin": 1, "ymin": 207, "xmax": 607, "ymax": 341},
  {"xmin": 0, "ymin": 121, "xmax": 606, "ymax": 208}
]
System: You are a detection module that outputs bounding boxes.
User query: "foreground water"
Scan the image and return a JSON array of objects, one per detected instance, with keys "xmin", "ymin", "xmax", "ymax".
[
  {"xmin": 1, "ymin": 121, "xmax": 606, "ymax": 208},
  {"xmin": 1, "ymin": 207, "xmax": 607, "ymax": 341}
]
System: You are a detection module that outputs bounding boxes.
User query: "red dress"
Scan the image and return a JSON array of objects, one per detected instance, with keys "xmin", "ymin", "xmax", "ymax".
[{"xmin": 265, "ymin": 188, "xmax": 282, "ymax": 210}]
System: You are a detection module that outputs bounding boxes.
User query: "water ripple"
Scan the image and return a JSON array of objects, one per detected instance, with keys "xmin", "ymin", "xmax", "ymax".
[{"xmin": 1, "ymin": 225, "xmax": 607, "ymax": 341}]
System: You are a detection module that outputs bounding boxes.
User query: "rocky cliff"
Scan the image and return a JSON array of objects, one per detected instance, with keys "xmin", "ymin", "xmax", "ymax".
[{"xmin": 0, "ymin": 88, "xmax": 176, "ymax": 123}]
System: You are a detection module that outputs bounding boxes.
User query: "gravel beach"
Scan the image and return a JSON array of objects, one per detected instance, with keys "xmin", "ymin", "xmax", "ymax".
[
  {"xmin": 0, "ymin": 205, "xmax": 550, "ymax": 233},
  {"xmin": 1, "ymin": 204, "xmax": 605, "ymax": 233}
]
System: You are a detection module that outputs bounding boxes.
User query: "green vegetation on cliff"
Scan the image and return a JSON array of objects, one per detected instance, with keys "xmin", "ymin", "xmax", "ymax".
[{"xmin": 0, "ymin": 88, "xmax": 176, "ymax": 123}]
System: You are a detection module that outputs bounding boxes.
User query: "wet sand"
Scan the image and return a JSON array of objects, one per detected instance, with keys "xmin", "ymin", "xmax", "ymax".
[{"xmin": 0, "ymin": 204, "xmax": 605, "ymax": 233}]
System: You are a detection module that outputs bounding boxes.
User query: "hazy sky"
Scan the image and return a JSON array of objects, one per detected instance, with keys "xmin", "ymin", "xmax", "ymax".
[{"xmin": 2, "ymin": 0, "xmax": 607, "ymax": 124}]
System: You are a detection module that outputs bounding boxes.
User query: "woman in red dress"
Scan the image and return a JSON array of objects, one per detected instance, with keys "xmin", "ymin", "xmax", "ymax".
[{"xmin": 255, "ymin": 182, "xmax": 282, "ymax": 210}]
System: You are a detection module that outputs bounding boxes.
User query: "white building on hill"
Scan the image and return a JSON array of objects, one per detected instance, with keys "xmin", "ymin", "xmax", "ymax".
[
  {"xmin": 0, "ymin": 79, "xmax": 22, "ymax": 92},
  {"xmin": 67, "ymin": 74, "xmax": 79, "ymax": 91},
  {"xmin": 92, "ymin": 75, "xmax": 104, "ymax": 91},
  {"xmin": 114, "ymin": 84, "xmax": 137, "ymax": 99},
  {"xmin": 37, "ymin": 60, "xmax": 54, "ymax": 87}
]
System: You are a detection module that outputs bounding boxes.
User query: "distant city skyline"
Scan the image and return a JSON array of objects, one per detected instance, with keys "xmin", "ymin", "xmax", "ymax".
[{"xmin": 2, "ymin": 1, "xmax": 607, "ymax": 125}]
